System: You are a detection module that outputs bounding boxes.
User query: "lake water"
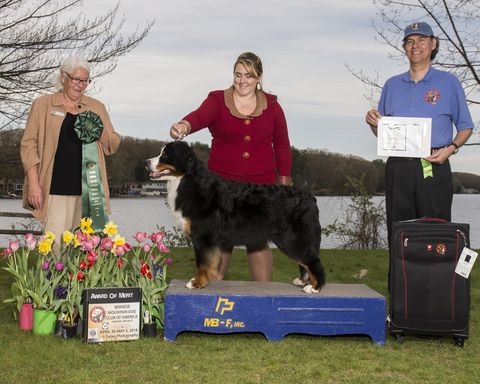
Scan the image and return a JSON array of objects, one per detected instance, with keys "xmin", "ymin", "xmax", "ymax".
[{"xmin": 1, "ymin": 195, "xmax": 479, "ymax": 248}]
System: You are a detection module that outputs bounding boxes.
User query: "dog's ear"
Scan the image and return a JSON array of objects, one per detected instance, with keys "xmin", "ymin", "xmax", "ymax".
[
  {"xmin": 170, "ymin": 141, "xmax": 197, "ymax": 173},
  {"xmin": 183, "ymin": 144, "xmax": 198, "ymax": 173}
]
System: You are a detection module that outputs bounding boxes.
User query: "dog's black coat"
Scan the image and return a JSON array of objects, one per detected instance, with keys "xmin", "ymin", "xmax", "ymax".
[{"xmin": 148, "ymin": 141, "xmax": 325, "ymax": 290}]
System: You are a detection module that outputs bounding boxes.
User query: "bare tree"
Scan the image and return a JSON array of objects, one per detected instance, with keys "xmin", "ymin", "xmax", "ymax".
[
  {"xmin": 0, "ymin": 0, "xmax": 153, "ymax": 130},
  {"xmin": 348, "ymin": 0, "xmax": 480, "ymax": 143}
]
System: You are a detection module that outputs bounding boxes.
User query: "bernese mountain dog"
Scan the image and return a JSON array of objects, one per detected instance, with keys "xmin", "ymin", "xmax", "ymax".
[{"xmin": 144, "ymin": 141, "xmax": 325, "ymax": 293}]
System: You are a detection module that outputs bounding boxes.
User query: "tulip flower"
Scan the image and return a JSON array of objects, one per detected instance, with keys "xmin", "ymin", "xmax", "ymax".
[
  {"xmin": 55, "ymin": 261, "xmax": 64, "ymax": 271},
  {"xmin": 134, "ymin": 231, "xmax": 147, "ymax": 243},
  {"xmin": 9, "ymin": 240, "xmax": 20, "ymax": 252}
]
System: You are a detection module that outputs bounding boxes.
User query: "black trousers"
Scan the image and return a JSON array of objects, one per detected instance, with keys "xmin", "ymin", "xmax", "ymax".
[{"xmin": 385, "ymin": 157, "xmax": 453, "ymax": 250}]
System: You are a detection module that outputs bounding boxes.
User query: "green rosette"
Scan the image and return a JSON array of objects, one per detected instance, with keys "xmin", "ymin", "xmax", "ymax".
[
  {"xmin": 75, "ymin": 111, "xmax": 104, "ymax": 143},
  {"xmin": 74, "ymin": 111, "xmax": 108, "ymax": 232}
]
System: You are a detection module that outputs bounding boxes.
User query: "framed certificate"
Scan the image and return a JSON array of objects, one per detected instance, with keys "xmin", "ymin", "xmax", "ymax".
[{"xmin": 377, "ymin": 117, "xmax": 432, "ymax": 158}]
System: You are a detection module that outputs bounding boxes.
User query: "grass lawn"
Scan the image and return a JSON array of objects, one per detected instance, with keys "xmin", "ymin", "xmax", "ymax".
[{"xmin": 1, "ymin": 248, "xmax": 478, "ymax": 384}]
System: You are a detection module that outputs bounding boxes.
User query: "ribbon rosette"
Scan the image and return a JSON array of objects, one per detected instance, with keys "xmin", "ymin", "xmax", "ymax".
[
  {"xmin": 74, "ymin": 111, "xmax": 108, "ymax": 232},
  {"xmin": 74, "ymin": 111, "xmax": 104, "ymax": 143}
]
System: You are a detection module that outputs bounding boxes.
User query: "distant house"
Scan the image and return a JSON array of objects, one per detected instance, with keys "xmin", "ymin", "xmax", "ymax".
[
  {"xmin": 461, "ymin": 187, "xmax": 479, "ymax": 194},
  {"xmin": 0, "ymin": 179, "xmax": 23, "ymax": 197},
  {"xmin": 141, "ymin": 182, "xmax": 167, "ymax": 196}
]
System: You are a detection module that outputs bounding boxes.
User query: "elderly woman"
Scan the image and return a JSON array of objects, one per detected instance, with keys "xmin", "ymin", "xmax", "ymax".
[
  {"xmin": 20, "ymin": 55, "xmax": 121, "ymax": 250},
  {"xmin": 170, "ymin": 52, "xmax": 292, "ymax": 281}
]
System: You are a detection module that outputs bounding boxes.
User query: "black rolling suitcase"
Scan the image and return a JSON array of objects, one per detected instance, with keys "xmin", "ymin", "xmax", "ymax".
[{"xmin": 389, "ymin": 218, "xmax": 470, "ymax": 346}]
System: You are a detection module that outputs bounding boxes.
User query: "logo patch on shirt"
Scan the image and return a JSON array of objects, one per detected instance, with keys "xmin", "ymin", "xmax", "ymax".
[{"xmin": 425, "ymin": 89, "xmax": 440, "ymax": 104}]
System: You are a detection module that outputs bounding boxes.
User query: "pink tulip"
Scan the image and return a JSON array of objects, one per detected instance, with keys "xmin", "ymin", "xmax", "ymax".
[
  {"xmin": 9, "ymin": 240, "xmax": 20, "ymax": 252},
  {"xmin": 156, "ymin": 242, "xmax": 170, "ymax": 253},
  {"xmin": 76, "ymin": 231, "xmax": 87, "ymax": 243},
  {"xmin": 55, "ymin": 261, "xmax": 64, "ymax": 271},
  {"xmin": 100, "ymin": 237, "xmax": 114, "ymax": 251},
  {"xmin": 115, "ymin": 246, "xmax": 125, "ymax": 257},
  {"xmin": 91, "ymin": 235, "xmax": 101, "ymax": 247},
  {"xmin": 42, "ymin": 260, "xmax": 49, "ymax": 270},
  {"xmin": 150, "ymin": 231, "xmax": 164, "ymax": 244},
  {"xmin": 165, "ymin": 257, "xmax": 173, "ymax": 266},
  {"xmin": 3, "ymin": 248, "xmax": 12, "ymax": 257},
  {"xmin": 123, "ymin": 242, "xmax": 132, "ymax": 252},
  {"xmin": 26, "ymin": 238, "xmax": 37, "ymax": 251},
  {"xmin": 83, "ymin": 239, "xmax": 94, "ymax": 252},
  {"xmin": 142, "ymin": 243, "xmax": 151, "ymax": 253},
  {"xmin": 134, "ymin": 232, "xmax": 147, "ymax": 243},
  {"xmin": 25, "ymin": 233, "xmax": 35, "ymax": 242}
]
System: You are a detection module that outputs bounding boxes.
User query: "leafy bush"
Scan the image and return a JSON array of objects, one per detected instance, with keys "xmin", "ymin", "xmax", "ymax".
[{"xmin": 323, "ymin": 175, "xmax": 387, "ymax": 249}]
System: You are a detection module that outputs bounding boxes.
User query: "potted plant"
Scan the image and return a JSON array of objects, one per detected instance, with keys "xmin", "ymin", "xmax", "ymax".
[
  {"xmin": 130, "ymin": 232, "xmax": 171, "ymax": 337},
  {"xmin": 2, "ymin": 236, "xmax": 36, "ymax": 331},
  {"xmin": 26, "ymin": 233, "xmax": 66, "ymax": 335},
  {"xmin": 54, "ymin": 272, "xmax": 84, "ymax": 339},
  {"xmin": 55, "ymin": 227, "xmax": 94, "ymax": 338}
]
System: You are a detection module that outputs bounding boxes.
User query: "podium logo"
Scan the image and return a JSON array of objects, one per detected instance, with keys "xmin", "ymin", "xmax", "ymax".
[{"xmin": 215, "ymin": 297, "xmax": 234, "ymax": 315}]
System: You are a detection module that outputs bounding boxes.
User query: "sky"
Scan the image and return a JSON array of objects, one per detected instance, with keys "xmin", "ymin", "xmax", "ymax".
[{"xmin": 83, "ymin": 0, "xmax": 479, "ymax": 175}]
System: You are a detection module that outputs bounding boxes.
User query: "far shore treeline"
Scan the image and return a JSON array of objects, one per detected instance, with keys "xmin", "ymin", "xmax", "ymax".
[{"xmin": 1, "ymin": 129, "xmax": 479, "ymax": 196}]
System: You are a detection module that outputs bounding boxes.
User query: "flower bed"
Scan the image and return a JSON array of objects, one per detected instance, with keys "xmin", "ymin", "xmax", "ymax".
[{"xmin": 2, "ymin": 217, "xmax": 171, "ymax": 338}]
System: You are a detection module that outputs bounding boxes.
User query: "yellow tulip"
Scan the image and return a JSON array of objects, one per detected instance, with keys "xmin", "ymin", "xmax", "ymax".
[
  {"xmin": 103, "ymin": 221, "xmax": 118, "ymax": 236},
  {"xmin": 63, "ymin": 230, "xmax": 74, "ymax": 245},
  {"xmin": 80, "ymin": 217, "xmax": 94, "ymax": 235},
  {"xmin": 45, "ymin": 231, "xmax": 55, "ymax": 244},
  {"xmin": 38, "ymin": 239, "xmax": 52, "ymax": 255},
  {"xmin": 113, "ymin": 235, "xmax": 126, "ymax": 247}
]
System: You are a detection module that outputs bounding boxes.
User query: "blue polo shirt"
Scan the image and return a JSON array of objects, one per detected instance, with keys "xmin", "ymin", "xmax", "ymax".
[{"xmin": 378, "ymin": 67, "xmax": 473, "ymax": 147}]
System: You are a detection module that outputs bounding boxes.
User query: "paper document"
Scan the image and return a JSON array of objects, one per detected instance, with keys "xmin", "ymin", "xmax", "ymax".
[{"xmin": 377, "ymin": 117, "xmax": 432, "ymax": 158}]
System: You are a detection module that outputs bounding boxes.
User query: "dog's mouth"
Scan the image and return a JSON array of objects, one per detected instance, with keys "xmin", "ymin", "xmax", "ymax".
[
  {"xmin": 148, "ymin": 163, "xmax": 182, "ymax": 180},
  {"xmin": 149, "ymin": 168, "xmax": 173, "ymax": 180}
]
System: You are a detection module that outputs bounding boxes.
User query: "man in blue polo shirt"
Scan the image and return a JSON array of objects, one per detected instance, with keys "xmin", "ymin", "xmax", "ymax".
[{"xmin": 365, "ymin": 21, "xmax": 473, "ymax": 249}]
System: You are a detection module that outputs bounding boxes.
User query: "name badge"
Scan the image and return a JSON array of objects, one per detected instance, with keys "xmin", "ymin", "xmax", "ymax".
[{"xmin": 51, "ymin": 110, "xmax": 65, "ymax": 117}]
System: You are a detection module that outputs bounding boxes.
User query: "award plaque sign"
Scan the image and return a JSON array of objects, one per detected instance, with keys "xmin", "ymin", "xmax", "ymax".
[{"xmin": 84, "ymin": 287, "xmax": 141, "ymax": 343}]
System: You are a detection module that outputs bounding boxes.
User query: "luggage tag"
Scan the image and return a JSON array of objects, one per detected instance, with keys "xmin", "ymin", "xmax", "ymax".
[{"xmin": 455, "ymin": 247, "xmax": 478, "ymax": 279}]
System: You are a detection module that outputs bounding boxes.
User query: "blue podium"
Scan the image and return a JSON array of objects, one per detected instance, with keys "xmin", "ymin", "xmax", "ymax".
[
  {"xmin": 164, "ymin": 279, "xmax": 386, "ymax": 345},
  {"xmin": 164, "ymin": 280, "xmax": 386, "ymax": 345}
]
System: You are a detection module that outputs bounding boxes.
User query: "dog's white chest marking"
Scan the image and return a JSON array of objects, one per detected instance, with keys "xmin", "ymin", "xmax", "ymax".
[{"xmin": 166, "ymin": 178, "xmax": 188, "ymax": 229}]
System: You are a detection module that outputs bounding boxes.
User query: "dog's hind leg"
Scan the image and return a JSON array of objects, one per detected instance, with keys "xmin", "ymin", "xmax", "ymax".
[
  {"xmin": 275, "ymin": 238, "xmax": 325, "ymax": 294},
  {"xmin": 299, "ymin": 257, "xmax": 326, "ymax": 294},
  {"xmin": 292, "ymin": 265, "xmax": 310, "ymax": 287},
  {"xmin": 186, "ymin": 246, "xmax": 221, "ymax": 289}
]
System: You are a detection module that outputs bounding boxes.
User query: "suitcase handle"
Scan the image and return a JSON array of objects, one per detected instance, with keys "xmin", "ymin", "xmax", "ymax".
[{"xmin": 403, "ymin": 217, "xmax": 449, "ymax": 224}]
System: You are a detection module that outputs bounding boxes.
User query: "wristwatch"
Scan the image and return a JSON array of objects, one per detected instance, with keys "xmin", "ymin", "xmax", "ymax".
[{"xmin": 449, "ymin": 142, "xmax": 459, "ymax": 154}]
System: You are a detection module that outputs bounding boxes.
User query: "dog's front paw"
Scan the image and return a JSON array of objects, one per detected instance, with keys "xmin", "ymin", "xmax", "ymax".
[
  {"xmin": 185, "ymin": 277, "xmax": 195, "ymax": 289},
  {"xmin": 302, "ymin": 284, "xmax": 320, "ymax": 294},
  {"xmin": 292, "ymin": 277, "xmax": 305, "ymax": 286}
]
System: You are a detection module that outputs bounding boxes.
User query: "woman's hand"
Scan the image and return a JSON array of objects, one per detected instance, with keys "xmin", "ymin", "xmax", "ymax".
[
  {"xmin": 170, "ymin": 120, "xmax": 191, "ymax": 139},
  {"xmin": 278, "ymin": 176, "xmax": 293, "ymax": 186},
  {"xmin": 26, "ymin": 166, "xmax": 43, "ymax": 210},
  {"xmin": 27, "ymin": 179, "xmax": 43, "ymax": 210}
]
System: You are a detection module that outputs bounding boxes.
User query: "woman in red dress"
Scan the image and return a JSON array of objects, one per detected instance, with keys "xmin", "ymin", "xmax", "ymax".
[{"xmin": 170, "ymin": 52, "xmax": 292, "ymax": 281}]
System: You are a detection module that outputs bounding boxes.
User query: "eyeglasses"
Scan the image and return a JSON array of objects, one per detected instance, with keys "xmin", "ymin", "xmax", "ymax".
[{"xmin": 64, "ymin": 72, "xmax": 91, "ymax": 86}]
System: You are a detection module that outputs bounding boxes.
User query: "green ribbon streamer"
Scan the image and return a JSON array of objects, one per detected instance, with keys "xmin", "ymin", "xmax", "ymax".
[
  {"xmin": 81, "ymin": 143, "xmax": 108, "ymax": 231},
  {"xmin": 421, "ymin": 158, "xmax": 433, "ymax": 179},
  {"xmin": 74, "ymin": 111, "xmax": 108, "ymax": 232}
]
